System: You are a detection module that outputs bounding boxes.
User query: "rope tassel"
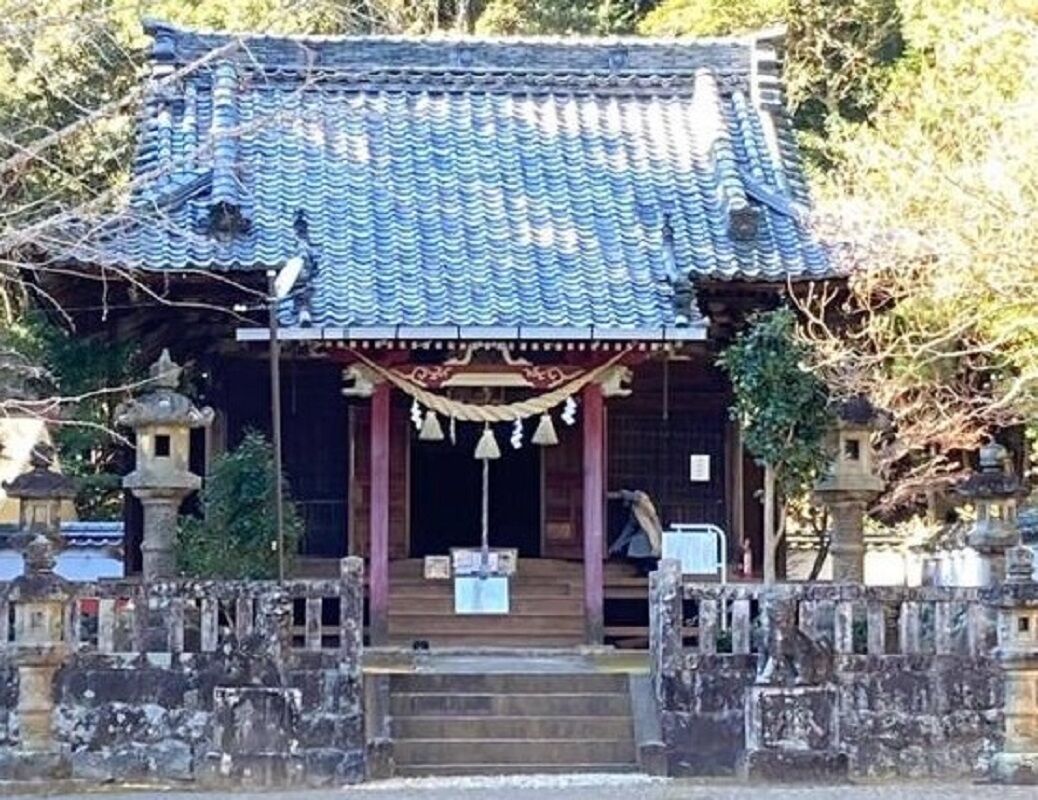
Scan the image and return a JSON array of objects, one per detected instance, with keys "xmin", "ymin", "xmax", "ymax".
[
  {"xmin": 419, "ymin": 410, "xmax": 444, "ymax": 441},
  {"xmin": 474, "ymin": 424, "xmax": 501, "ymax": 460},
  {"xmin": 531, "ymin": 413, "xmax": 558, "ymax": 446}
]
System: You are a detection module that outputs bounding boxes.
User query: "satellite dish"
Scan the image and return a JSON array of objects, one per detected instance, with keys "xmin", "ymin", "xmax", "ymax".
[{"xmin": 274, "ymin": 256, "xmax": 305, "ymax": 299}]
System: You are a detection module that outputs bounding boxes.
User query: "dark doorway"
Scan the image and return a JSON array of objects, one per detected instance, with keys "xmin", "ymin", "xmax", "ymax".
[{"xmin": 410, "ymin": 423, "xmax": 541, "ymax": 558}]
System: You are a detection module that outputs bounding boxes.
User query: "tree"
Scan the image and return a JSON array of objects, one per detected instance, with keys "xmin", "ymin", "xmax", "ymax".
[
  {"xmin": 639, "ymin": 0, "xmax": 904, "ymax": 157},
  {"xmin": 801, "ymin": 0, "xmax": 1038, "ymax": 510},
  {"xmin": 2, "ymin": 313, "xmax": 142, "ymax": 517},
  {"xmin": 718, "ymin": 307, "xmax": 834, "ymax": 583},
  {"xmin": 475, "ymin": 0, "xmax": 647, "ymax": 35},
  {"xmin": 177, "ymin": 430, "xmax": 302, "ymax": 579}
]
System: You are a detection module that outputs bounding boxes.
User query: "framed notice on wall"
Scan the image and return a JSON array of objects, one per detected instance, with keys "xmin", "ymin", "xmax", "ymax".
[
  {"xmin": 454, "ymin": 575, "xmax": 510, "ymax": 614},
  {"xmin": 689, "ymin": 454, "xmax": 711, "ymax": 482}
]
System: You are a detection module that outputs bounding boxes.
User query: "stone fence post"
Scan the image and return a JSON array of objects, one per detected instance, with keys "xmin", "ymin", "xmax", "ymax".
[
  {"xmin": 339, "ymin": 557, "xmax": 364, "ymax": 676},
  {"xmin": 649, "ymin": 559, "xmax": 682, "ymax": 704},
  {"xmin": 991, "ymin": 545, "xmax": 1038, "ymax": 784}
]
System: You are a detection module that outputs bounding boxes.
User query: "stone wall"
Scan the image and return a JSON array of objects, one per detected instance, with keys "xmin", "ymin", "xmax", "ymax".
[
  {"xmin": 53, "ymin": 650, "xmax": 363, "ymax": 785},
  {"xmin": 0, "ymin": 557, "xmax": 365, "ymax": 787},
  {"xmin": 651, "ymin": 562, "xmax": 1006, "ymax": 780}
]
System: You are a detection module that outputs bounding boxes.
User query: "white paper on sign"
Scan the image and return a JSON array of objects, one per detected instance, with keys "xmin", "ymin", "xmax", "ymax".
[
  {"xmin": 663, "ymin": 530, "xmax": 719, "ymax": 576},
  {"xmin": 454, "ymin": 575, "xmax": 509, "ymax": 614},
  {"xmin": 689, "ymin": 454, "xmax": 710, "ymax": 482}
]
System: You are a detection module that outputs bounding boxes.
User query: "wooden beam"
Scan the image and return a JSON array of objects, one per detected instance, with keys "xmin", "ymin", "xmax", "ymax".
[
  {"xmin": 582, "ymin": 382, "xmax": 605, "ymax": 644},
  {"xmin": 369, "ymin": 381, "xmax": 391, "ymax": 644}
]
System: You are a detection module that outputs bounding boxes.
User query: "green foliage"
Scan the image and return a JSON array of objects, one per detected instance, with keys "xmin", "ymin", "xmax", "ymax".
[
  {"xmin": 810, "ymin": 0, "xmax": 1038, "ymax": 484},
  {"xmin": 177, "ymin": 430, "xmax": 302, "ymax": 579},
  {"xmin": 718, "ymin": 307, "xmax": 834, "ymax": 501},
  {"xmin": 476, "ymin": 0, "xmax": 645, "ymax": 35},
  {"xmin": 1, "ymin": 314, "xmax": 140, "ymax": 519},
  {"xmin": 639, "ymin": 0, "xmax": 784, "ymax": 37},
  {"xmin": 639, "ymin": 0, "xmax": 904, "ymax": 150}
]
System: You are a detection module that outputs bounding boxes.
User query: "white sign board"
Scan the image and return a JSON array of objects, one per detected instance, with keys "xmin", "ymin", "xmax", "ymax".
[
  {"xmin": 663, "ymin": 529, "xmax": 722, "ymax": 577},
  {"xmin": 454, "ymin": 575, "xmax": 510, "ymax": 614},
  {"xmin": 689, "ymin": 454, "xmax": 711, "ymax": 482}
]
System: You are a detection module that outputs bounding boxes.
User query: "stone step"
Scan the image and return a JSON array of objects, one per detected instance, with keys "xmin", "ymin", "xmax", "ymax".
[
  {"xmin": 394, "ymin": 714, "xmax": 635, "ymax": 741},
  {"xmin": 390, "ymin": 692, "xmax": 631, "ymax": 718},
  {"xmin": 393, "ymin": 738, "xmax": 637, "ymax": 766},
  {"xmin": 387, "ymin": 634, "xmax": 586, "ymax": 647},
  {"xmin": 389, "ymin": 614, "xmax": 586, "ymax": 635},
  {"xmin": 394, "ymin": 763, "xmax": 641, "ymax": 777},
  {"xmin": 391, "ymin": 672, "xmax": 629, "ymax": 694},
  {"xmin": 389, "ymin": 596, "xmax": 583, "ymax": 614}
]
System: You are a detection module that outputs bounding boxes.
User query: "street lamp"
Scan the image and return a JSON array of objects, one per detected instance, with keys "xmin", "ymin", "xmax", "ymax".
[{"xmin": 266, "ymin": 256, "xmax": 305, "ymax": 583}]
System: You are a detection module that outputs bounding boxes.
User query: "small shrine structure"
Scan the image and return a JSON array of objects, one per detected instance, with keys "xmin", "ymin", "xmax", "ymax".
[{"xmin": 37, "ymin": 21, "xmax": 838, "ymax": 646}]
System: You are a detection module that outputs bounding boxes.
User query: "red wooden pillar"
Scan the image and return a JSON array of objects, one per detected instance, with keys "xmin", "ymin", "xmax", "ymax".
[
  {"xmin": 582, "ymin": 382, "xmax": 605, "ymax": 644},
  {"xmin": 369, "ymin": 381, "xmax": 390, "ymax": 644}
]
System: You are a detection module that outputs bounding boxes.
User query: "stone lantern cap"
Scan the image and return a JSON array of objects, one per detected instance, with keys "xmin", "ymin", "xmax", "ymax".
[
  {"xmin": 955, "ymin": 443, "xmax": 1028, "ymax": 501},
  {"xmin": 833, "ymin": 395, "xmax": 887, "ymax": 430},
  {"xmin": 115, "ymin": 349, "xmax": 214, "ymax": 429},
  {"xmin": 1, "ymin": 445, "xmax": 77, "ymax": 500}
]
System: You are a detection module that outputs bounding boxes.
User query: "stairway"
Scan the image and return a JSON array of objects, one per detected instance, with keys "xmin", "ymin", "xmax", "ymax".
[
  {"xmin": 389, "ymin": 671, "xmax": 639, "ymax": 776},
  {"xmin": 387, "ymin": 559, "xmax": 586, "ymax": 647}
]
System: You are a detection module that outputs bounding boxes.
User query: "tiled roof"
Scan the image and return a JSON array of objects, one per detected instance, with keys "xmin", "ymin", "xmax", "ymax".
[{"xmin": 62, "ymin": 21, "xmax": 832, "ymax": 333}]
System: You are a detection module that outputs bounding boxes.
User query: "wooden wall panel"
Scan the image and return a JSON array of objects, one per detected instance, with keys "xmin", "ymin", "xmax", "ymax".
[{"xmin": 542, "ymin": 420, "xmax": 583, "ymax": 560}]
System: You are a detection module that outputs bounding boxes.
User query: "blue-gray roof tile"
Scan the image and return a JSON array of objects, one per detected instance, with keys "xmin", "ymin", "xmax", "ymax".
[{"xmin": 60, "ymin": 21, "xmax": 833, "ymax": 331}]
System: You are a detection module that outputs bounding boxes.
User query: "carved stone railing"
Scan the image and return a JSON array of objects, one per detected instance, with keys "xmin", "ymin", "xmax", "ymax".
[
  {"xmin": 0, "ymin": 558, "xmax": 367, "ymax": 785},
  {"xmin": 676, "ymin": 581, "xmax": 994, "ymax": 659},
  {"xmin": 0, "ymin": 558, "xmax": 364, "ymax": 662},
  {"xmin": 648, "ymin": 558, "xmax": 1028, "ymax": 781},
  {"xmin": 65, "ymin": 558, "xmax": 363, "ymax": 660}
]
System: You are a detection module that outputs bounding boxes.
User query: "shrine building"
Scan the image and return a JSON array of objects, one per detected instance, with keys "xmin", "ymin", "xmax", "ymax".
[{"xmin": 43, "ymin": 20, "xmax": 836, "ymax": 647}]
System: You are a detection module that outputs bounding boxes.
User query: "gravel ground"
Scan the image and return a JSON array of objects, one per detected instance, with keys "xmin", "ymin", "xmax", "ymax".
[{"xmin": 4, "ymin": 775, "xmax": 1035, "ymax": 800}]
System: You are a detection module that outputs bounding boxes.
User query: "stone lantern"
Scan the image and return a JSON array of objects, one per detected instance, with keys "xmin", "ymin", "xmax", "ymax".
[
  {"xmin": 1, "ymin": 445, "xmax": 77, "ymax": 546},
  {"xmin": 955, "ymin": 442, "xmax": 1027, "ymax": 585},
  {"xmin": 991, "ymin": 545, "xmax": 1038, "ymax": 784},
  {"xmin": 813, "ymin": 396, "xmax": 885, "ymax": 583},
  {"xmin": 116, "ymin": 349, "xmax": 213, "ymax": 580},
  {"xmin": 0, "ymin": 448, "xmax": 77, "ymax": 777}
]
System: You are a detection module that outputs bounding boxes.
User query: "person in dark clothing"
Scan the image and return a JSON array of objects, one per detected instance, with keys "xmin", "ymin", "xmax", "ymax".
[{"xmin": 607, "ymin": 490, "xmax": 663, "ymax": 576}]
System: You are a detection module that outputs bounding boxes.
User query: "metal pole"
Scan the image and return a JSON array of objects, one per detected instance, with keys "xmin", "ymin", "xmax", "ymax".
[
  {"xmin": 267, "ymin": 269, "xmax": 285, "ymax": 584},
  {"xmin": 480, "ymin": 457, "xmax": 489, "ymax": 578}
]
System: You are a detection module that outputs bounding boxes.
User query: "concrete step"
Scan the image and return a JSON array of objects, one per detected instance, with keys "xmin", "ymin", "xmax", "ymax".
[
  {"xmin": 391, "ymin": 672, "xmax": 628, "ymax": 694},
  {"xmin": 394, "ymin": 714, "xmax": 634, "ymax": 740},
  {"xmin": 391, "ymin": 692, "xmax": 631, "ymax": 718},
  {"xmin": 393, "ymin": 738, "xmax": 637, "ymax": 766},
  {"xmin": 394, "ymin": 763, "xmax": 641, "ymax": 776}
]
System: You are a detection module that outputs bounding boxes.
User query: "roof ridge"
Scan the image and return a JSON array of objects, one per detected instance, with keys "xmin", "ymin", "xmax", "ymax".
[
  {"xmin": 143, "ymin": 18, "xmax": 760, "ymax": 78},
  {"xmin": 143, "ymin": 17, "xmax": 765, "ymax": 50}
]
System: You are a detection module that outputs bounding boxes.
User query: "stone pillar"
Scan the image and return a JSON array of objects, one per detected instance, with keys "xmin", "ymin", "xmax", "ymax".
[
  {"xmin": 116, "ymin": 350, "xmax": 213, "ymax": 581},
  {"xmin": 136, "ymin": 490, "xmax": 183, "ymax": 581},
  {"xmin": 828, "ymin": 498, "xmax": 869, "ymax": 584},
  {"xmin": 991, "ymin": 546, "xmax": 1038, "ymax": 784},
  {"xmin": 648, "ymin": 558, "xmax": 682, "ymax": 704}
]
